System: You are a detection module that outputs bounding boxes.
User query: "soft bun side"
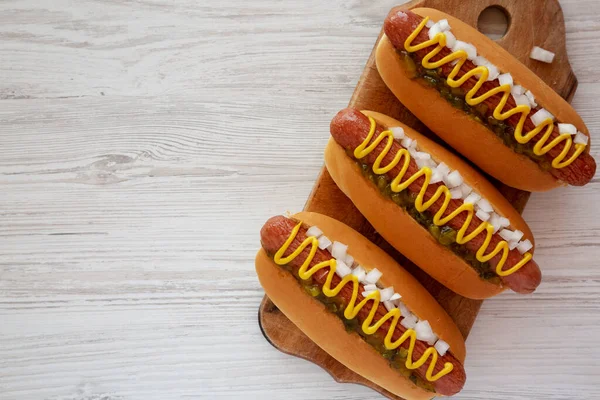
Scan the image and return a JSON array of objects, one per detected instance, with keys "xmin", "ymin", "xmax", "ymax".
[
  {"xmin": 362, "ymin": 111, "xmax": 535, "ymax": 248},
  {"xmin": 256, "ymin": 211, "xmax": 467, "ymax": 398},
  {"xmin": 324, "ymin": 137, "xmax": 505, "ymax": 299},
  {"xmin": 375, "ymin": 34, "xmax": 561, "ymax": 192},
  {"xmin": 256, "ymin": 249, "xmax": 436, "ymax": 400},
  {"xmin": 292, "ymin": 211, "xmax": 466, "ymax": 362}
]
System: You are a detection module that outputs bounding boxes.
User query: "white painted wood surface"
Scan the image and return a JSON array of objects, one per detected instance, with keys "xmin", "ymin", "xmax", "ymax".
[{"xmin": 1, "ymin": 1, "xmax": 599, "ymax": 399}]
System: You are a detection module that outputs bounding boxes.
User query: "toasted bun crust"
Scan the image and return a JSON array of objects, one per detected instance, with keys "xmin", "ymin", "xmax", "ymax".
[
  {"xmin": 376, "ymin": 7, "xmax": 590, "ymax": 191},
  {"xmin": 256, "ymin": 250, "xmax": 435, "ymax": 400},
  {"xmin": 256, "ymin": 212, "xmax": 466, "ymax": 399}
]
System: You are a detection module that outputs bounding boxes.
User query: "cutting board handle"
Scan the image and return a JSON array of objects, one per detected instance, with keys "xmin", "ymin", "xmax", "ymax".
[{"xmin": 402, "ymin": 0, "xmax": 576, "ymax": 100}]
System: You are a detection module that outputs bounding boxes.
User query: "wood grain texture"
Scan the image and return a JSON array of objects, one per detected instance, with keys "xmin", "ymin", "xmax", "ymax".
[{"xmin": 1, "ymin": 1, "xmax": 599, "ymax": 399}]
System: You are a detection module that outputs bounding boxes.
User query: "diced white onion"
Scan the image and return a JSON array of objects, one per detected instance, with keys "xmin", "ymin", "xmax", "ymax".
[
  {"xmin": 413, "ymin": 151, "xmax": 431, "ymax": 160},
  {"xmin": 511, "ymin": 85, "xmax": 525, "ymax": 96},
  {"xmin": 488, "ymin": 213, "xmax": 499, "ymax": 233},
  {"xmin": 575, "ymin": 132, "xmax": 589, "ymax": 145},
  {"xmin": 464, "ymin": 192, "xmax": 481, "ymax": 205},
  {"xmin": 415, "ymin": 320, "xmax": 433, "ymax": 338},
  {"xmin": 517, "ymin": 239, "xmax": 533, "ymax": 254},
  {"xmin": 364, "ymin": 268, "xmax": 383, "ymax": 284},
  {"xmin": 427, "ymin": 335, "xmax": 439, "ymax": 346},
  {"xmin": 508, "ymin": 240, "xmax": 519, "ymax": 251},
  {"xmin": 415, "ymin": 320, "xmax": 437, "ymax": 344},
  {"xmin": 429, "ymin": 168, "xmax": 444, "ymax": 184},
  {"xmin": 401, "ymin": 137, "xmax": 414, "ymax": 149},
  {"xmin": 530, "ymin": 46, "xmax": 555, "ymax": 63},
  {"xmin": 442, "ymin": 174, "xmax": 453, "ymax": 188},
  {"xmin": 401, "ymin": 314, "xmax": 418, "ymax": 329},
  {"xmin": 498, "ymin": 73, "xmax": 513, "ymax": 87},
  {"xmin": 473, "ymin": 56, "xmax": 488, "ymax": 66},
  {"xmin": 352, "ymin": 266, "xmax": 366, "ymax": 282},
  {"xmin": 452, "ymin": 40, "xmax": 477, "ymax": 60},
  {"xmin": 426, "ymin": 19, "xmax": 434, "ymax": 28},
  {"xmin": 513, "ymin": 94, "xmax": 531, "ymax": 108},
  {"xmin": 498, "ymin": 216, "xmax": 510, "ymax": 229},
  {"xmin": 398, "ymin": 302, "xmax": 411, "ymax": 317},
  {"xmin": 390, "ymin": 293, "xmax": 402, "ymax": 301},
  {"xmin": 470, "ymin": 56, "xmax": 492, "ymax": 76},
  {"xmin": 362, "ymin": 289, "xmax": 377, "ymax": 297},
  {"xmin": 428, "ymin": 22, "xmax": 443, "ymax": 40},
  {"xmin": 363, "ymin": 283, "xmax": 377, "ymax": 292},
  {"xmin": 435, "ymin": 339, "xmax": 450, "ymax": 356},
  {"xmin": 438, "ymin": 19, "xmax": 450, "ymax": 31},
  {"xmin": 476, "ymin": 209, "xmax": 490, "ymax": 221},
  {"xmin": 317, "ymin": 235, "xmax": 332, "ymax": 250},
  {"xmin": 486, "ymin": 65, "xmax": 500, "ymax": 81},
  {"xmin": 450, "ymin": 188, "xmax": 462, "ymax": 199},
  {"xmin": 512, "ymin": 230, "xmax": 524, "ymax": 242},
  {"xmin": 499, "ymin": 229, "xmax": 514, "ymax": 242},
  {"xmin": 444, "ymin": 31, "xmax": 456, "ymax": 48},
  {"xmin": 335, "ymin": 260, "xmax": 352, "ymax": 278},
  {"xmin": 460, "ymin": 184, "xmax": 473, "ymax": 199},
  {"xmin": 525, "ymin": 90, "xmax": 537, "ymax": 108},
  {"xmin": 379, "ymin": 286, "xmax": 395, "ymax": 302},
  {"xmin": 436, "ymin": 162, "xmax": 451, "ymax": 176},
  {"xmin": 477, "ymin": 198, "xmax": 494, "ymax": 213},
  {"xmin": 531, "ymin": 108, "xmax": 555, "ymax": 127},
  {"xmin": 425, "ymin": 158, "xmax": 438, "ymax": 168},
  {"xmin": 345, "ymin": 254, "xmax": 354, "ymax": 268},
  {"xmin": 416, "ymin": 158, "xmax": 429, "ymax": 169},
  {"xmin": 331, "ymin": 241, "xmax": 348, "ymax": 261},
  {"xmin": 558, "ymin": 123, "xmax": 577, "ymax": 135},
  {"xmin": 445, "ymin": 170, "xmax": 463, "ymax": 188},
  {"xmin": 391, "ymin": 127, "xmax": 405, "ymax": 140},
  {"xmin": 306, "ymin": 226, "xmax": 323, "ymax": 238},
  {"xmin": 383, "ymin": 300, "xmax": 397, "ymax": 312}
]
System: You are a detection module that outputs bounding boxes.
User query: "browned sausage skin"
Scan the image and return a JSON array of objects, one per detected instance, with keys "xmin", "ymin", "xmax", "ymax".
[
  {"xmin": 330, "ymin": 108, "xmax": 542, "ymax": 294},
  {"xmin": 383, "ymin": 10, "xmax": 596, "ymax": 187},
  {"xmin": 260, "ymin": 215, "xmax": 467, "ymax": 396}
]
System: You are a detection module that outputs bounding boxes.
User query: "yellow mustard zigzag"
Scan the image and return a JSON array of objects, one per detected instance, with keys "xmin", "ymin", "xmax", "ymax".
[
  {"xmin": 274, "ymin": 220, "xmax": 453, "ymax": 382},
  {"xmin": 404, "ymin": 16, "xmax": 586, "ymax": 169},
  {"xmin": 355, "ymin": 116, "xmax": 532, "ymax": 277}
]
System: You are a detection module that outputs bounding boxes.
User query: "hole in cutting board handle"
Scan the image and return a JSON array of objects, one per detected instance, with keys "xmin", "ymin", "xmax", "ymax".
[{"xmin": 477, "ymin": 5, "xmax": 510, "ymax": 40}]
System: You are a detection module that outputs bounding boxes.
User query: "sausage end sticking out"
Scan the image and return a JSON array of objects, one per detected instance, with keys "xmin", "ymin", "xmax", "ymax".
[
  {"xmin": 329, "ymin": 108, "xmax": 541, "ymax": 294},
  {"xmin": 382, "ymin": 9, "xmax": 596, "ymax": 187},
  {"xmin": 259, "ymin": 215, "xmax": 466, "ymax": 396},
  {"xmin": 260, "ymin": 215, "xmax": 296, "ymax": 255}
]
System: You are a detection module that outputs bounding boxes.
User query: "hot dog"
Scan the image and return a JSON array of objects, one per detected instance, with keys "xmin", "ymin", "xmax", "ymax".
[
  {"xmin": 376, "ymin": 8, "xmax": 596, "ymax": 191},
  {"xmin": 256, "ymin": 211, "xmax": 467, "ymax": 398},
  {"xmin": 326, "ymin": 108, "xmax": 541, "ymax": 299}
]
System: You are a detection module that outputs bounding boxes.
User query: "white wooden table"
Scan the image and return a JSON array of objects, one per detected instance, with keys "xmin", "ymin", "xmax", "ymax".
[{"xmin": 1, "ymin": 1, "xmax": 599, "ymax": 399}]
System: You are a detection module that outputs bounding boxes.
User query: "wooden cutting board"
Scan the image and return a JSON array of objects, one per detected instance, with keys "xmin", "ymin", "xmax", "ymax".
[{"xmin": 259, "ymin": 0, "xmax": 577, "ymax": 398}]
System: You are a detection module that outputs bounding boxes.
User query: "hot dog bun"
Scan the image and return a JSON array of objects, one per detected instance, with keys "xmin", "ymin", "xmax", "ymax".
[
  {"xmin": 256, "ymin": 211, "xmax": 466, "ymax": 399},
  {"xmin": 325, "ymin": 110, "xmax": 536, "ymax": 299},
  {"xmin": 376, "ymin": 7, "xmax": 593, "ymax": 191}
]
